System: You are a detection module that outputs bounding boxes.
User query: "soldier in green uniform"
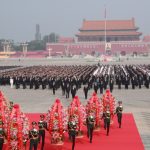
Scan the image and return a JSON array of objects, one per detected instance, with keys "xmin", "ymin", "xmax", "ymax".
[
  {"xmin": 38, "ymin": 114, "xmax": 48, "ymax": 150},
  {"xmin": 29, "ymin": 121, "xmax": 39, "ymax": 150},
  {"xmin": 116, "ymin": 101, "xmax": 123, "ymax": 128},
  {"xmin": 86, "ymin": 112, "xmax": 95, "ymax": 143},
  {"xmin": 0, "ymin": 119, "xmax": 6, "ymax": 150},
  {"xmin": 102, "ymin": 106, "xmax": 111, "ymax": 136},
  {"xmin": 9, "ymin": 101, "xmax": 14, "ymax": 112},
  {"xmin": 68, "ymin": 115, "xmax": 77, "ymax": 150}
]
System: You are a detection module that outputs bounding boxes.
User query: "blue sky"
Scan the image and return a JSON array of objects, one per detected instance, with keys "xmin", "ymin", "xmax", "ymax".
[{"xmin": 0, "ymin": 0, "xmax": 149, "ymax": 42}]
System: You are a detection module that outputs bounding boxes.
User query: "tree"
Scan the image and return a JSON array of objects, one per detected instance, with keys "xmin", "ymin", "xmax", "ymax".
[
  {"xmin": 0, "ymin": 39, "xmax": 4, "ymax": 51},
  {"xmin": 12, "ymin": 44, "xmax": 22, "ymax": 51},
  {"xmin": 0, "ymin": 39, "xmax": 17, "ymax": 51},
  {"xmin": 43, "ymin": 33, "xmax": 59, "ymax": 44},
  {"xmin": 28, "ymin": 40, "xmax": 45, "ymax": 51},
  {"xmin": 0, "ymin": 32, "xmax": 59, "ymax": 52}
]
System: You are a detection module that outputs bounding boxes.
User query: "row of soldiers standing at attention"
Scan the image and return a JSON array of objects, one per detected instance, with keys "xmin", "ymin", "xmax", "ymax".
[
  {"xmin": 0, "ymin": 65, "xmax": 149, "ymax": 95},
  {"xmin": 0, "ymin": 65, "xmax": 96, "ymax": 94},
  {"xmin": 0, "ymin": 66, "xmax": 20, "ymax": 71},
  {"xmin": 114, "ymin": 65, "xmax": 150, "ymax": 89}
]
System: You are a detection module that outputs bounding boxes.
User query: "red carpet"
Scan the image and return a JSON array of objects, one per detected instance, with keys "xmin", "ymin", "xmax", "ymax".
[{"xmin": 4, "ymin": 113, "xmax": 144, "ymax": 150}]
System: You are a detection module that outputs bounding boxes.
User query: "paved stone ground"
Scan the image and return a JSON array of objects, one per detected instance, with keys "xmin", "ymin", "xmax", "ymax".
[
  {"xmin": 0, "ymin": 56, "xmax": 150, "ymax": 66},
  {"xmin": 0, "ymin": 58, "xmax": 150, "ymax": 149}
]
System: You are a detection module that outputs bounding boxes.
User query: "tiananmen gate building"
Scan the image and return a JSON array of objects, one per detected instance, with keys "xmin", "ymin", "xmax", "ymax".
[
  {"xmin": 46, "ymin": 18, "xmax": 150, "ymax": 56},
  {"xmin": 76, "ymin": 18, "xmax": 142, "ymax": 42}
]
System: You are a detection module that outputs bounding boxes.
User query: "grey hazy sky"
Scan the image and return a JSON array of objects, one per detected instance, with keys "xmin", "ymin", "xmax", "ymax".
[{"xmin": 0, "ymin": 0, "xmax": 149, "ymax": 42}]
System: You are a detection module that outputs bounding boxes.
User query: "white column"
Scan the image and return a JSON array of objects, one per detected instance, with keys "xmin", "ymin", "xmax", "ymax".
[{"xmin": 48, "ymin": 48, "xmax": 52, "ymax": 57}]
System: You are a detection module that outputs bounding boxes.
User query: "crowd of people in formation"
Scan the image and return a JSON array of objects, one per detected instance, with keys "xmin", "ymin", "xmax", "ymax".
[
  {"xmin": 0, "ymin": 89, "xmax": 123, "ymax": 150},
  {"xmin": 0, "ymin": 64, "xmax": 150, "ymax": 94},
  {"xmin": 0, "ymin": 66, "xmax": 20, "ymax": 71}
]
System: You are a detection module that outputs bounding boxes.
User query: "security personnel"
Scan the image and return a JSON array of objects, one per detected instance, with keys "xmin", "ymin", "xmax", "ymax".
[
  {"xmin": 86, "ymin": 113, "xmax": 95, "ymax": 143},
  {"xmin": 68, "ymin": 116, "xmax": 77, "ymax": 150},
  {"xmin": 102, "ymin": 107, "xmax": 111, "ymax": 136},
  {"xmin": 0, "ymin": 118, "xmax": 6, "ymax": 150},
  {"xmin": 116, "ymin": 101, "xmax": 123, "ymax": 128},
  {"xmin": 29, "ymin": 121, "xmax": 39, "ymax": 150},
  {"xmin": 38, "ymin": 114, "xmax": 48, "ymax": 150}
]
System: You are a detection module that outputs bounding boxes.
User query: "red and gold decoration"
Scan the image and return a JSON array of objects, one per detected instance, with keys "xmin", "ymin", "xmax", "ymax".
[
  {"xmin": 47, "ymin": 99, "xmax": 68, "ymax": 145},
  {"xmin": 0, "ymin": 91, "xmax": 12, "ymax": 133},
  {"xmin": 7, "ymin": 104, "xmax": 29, "ymax": 150},
  {"xmin": 68, "ymin": 96, "xmax": 86, "ymax": 137}
]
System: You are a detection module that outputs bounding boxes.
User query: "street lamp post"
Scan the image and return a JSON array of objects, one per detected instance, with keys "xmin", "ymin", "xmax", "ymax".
[
  {"xmin": 2, "ymin": 40, "xmax": 11, "ymax": 56},
  {"xmin": 2, "ymin": 41, "xmax": 7, "ymax": 52},
  {"xmin": 21, "ymin": 42, "xmax": 28, "ymax": 57},
  {"xmin": 48, "ymin": 48, "xmax": 52, "ymax": 58},
  {"xmin": 65, "ymin": 43, "xmax": 69, "ymax": 57}
]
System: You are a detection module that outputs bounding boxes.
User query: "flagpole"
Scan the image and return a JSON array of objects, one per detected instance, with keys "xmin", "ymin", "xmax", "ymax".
[{"xmin": 104, "ymin": 7, "xmax": 107, "ymax": 53}]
